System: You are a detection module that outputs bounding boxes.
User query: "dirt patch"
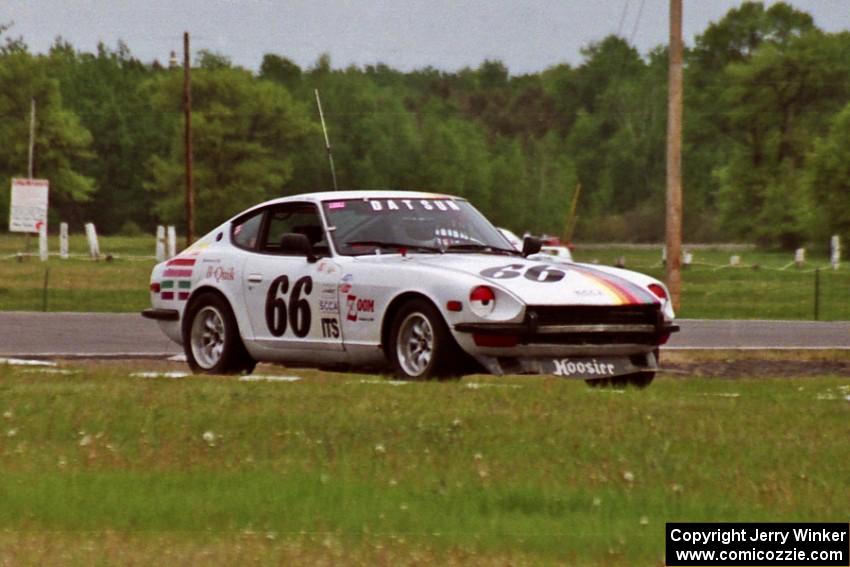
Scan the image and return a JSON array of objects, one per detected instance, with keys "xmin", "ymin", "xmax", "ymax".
[{"xmin": 662, "ymin": 359, "xmax": 850, "ymax": 378}]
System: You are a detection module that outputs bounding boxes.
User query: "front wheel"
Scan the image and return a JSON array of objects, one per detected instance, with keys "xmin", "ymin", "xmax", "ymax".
[
  {"xmin": 183, "ymin": 293, "xmax": 256, "ymax": 375},
  {"xmin": 388, "ymin": 299, "xmax": 460, "ymax": 380}
]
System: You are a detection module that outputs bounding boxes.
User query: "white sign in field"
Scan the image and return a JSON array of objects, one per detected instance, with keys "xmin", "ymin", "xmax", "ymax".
[{"xmin": 9, "ymin": 178, "xmax": 49, "ymax": 233}]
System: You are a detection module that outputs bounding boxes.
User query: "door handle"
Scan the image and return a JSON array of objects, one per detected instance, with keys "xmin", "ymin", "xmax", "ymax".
[{"xmin": 247, "ymin": 274, "xmax": 263, "ymax": 283}]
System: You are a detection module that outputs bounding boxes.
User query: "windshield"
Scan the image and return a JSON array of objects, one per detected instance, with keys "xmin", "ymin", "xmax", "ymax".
[{"xmin": 322, "ymin": 197, "xmax": 516, "ymax": 256}]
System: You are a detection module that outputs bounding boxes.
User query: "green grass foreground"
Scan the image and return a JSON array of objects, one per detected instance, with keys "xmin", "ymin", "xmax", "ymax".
[
  {"xmin": 1, "ymin": 361, "xmax": 849, "ymax": 564},
  {"xmin": 2, "ymin": 234, "xmax": 850, "ymax": 319}
]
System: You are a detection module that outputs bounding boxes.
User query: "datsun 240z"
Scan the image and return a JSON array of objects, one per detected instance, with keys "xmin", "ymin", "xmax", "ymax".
[{"xmin": 142, "ymin": 191, "xmax": 678, "ymax": 386}]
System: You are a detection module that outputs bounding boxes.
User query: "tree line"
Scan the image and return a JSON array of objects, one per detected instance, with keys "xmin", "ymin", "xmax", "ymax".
[{"xmin": 1, "ymin": 2, "xmax": 849, "ymax": 249}]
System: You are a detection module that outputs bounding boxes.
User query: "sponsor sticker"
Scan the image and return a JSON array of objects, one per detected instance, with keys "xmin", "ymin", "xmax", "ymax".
[
  {"xmin": 162, "ymin": 258, "xmax": 195, "ymax": 301},
  {"xmin": 551, "ymin": 357, "xmax": 617, "ymax": 378},
  {"xmin": 366, "ymin": 199, "xmax": 461, "ymax": 213},
  {"xmin": 321, "ymin": 318, "xmax": 340, "ymax": 338},
  {"xmin": 206, "ymin": 266, "xmax": 235, "ymax": 282},
  {"xmin": 346, "ymin": 295, "xmax": 375, "ymax": 322}
]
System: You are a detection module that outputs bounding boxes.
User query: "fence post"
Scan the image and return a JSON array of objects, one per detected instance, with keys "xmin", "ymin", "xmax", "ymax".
[
  {"xmin": 38, "ymin": 223, "xmax": 48, "ymax": 262},
  {"xmin": 84, "ymin": 223, "xmax": 100, "ymax": 259},
  {"xmin": 814, "ymin": 268, "xmax": 820, "ymax": 321},
  {"xmin": 167, "ymin": 225, "xmax": 177, "ymax": 259},
  {"xmin": 155, "ymin": 225, "xmax": 166, "ymax": 262},
  {"xmin": 59, "ymin": 222, "xmax": 69, "ymax": 259}
]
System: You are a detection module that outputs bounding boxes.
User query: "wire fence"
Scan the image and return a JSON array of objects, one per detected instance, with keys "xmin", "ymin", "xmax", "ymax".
[{"xmin": 2, "ymin": 246, "xmax": 849, "ymax": 320}]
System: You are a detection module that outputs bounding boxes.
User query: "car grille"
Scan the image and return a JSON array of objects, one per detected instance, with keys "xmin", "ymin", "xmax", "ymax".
[{"xmin": 522, "ymin": 304, "xmax": 663, "ymax": 345}]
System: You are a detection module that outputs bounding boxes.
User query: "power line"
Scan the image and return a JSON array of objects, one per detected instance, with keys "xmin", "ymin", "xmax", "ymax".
[
  {"xmin": 630, "ymin": 0, "xmax": 646, "ymax": 44},
  {"xmin": 617, "ymin": 0, "xmax": 631, "ymax": 38}
]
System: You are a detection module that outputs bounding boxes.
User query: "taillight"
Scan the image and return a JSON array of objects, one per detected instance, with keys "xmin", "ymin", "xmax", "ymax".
[
  {"xmin": 150, "ymin": 282, "xmax": 161, "ymax": 293},
  {"xmin": 648, "ymin": 283, "xmax": 668, "ymax": 301},
  {"xmin": 469, "ymin": 285, "xmax": 496, "ymax": 317}
]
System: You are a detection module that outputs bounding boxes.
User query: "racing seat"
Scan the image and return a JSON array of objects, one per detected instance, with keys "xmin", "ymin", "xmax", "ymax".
[{"xmin": 292, "ymin": 224, "xmax": 329, "ymax": 255}]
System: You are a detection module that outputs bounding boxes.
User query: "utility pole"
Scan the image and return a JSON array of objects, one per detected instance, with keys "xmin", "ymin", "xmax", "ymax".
[
  {"xmin": 183, "ymin": 31, "xmax": 195, "ymax": 247},
  {"xmin": 28, "ymin": 98, "xmax": 36, "ymax": 178},
  {"xmin": 665, "ymin": 0, "xmax": 683, "ymax": 311}
]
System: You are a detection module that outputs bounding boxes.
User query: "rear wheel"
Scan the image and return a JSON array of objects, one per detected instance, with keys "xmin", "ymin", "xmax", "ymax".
[
  {"xmin": 389, "ymin": 299, "xmax": 460, "ymax": 380},
  {"xmin": 183, "ymin": 293, "xmax": 256, "ymax": 375}
]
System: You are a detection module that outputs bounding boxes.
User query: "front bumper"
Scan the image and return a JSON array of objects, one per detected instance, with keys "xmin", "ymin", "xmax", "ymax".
[
  {"xmin": 453, "ymin": 304, "xmax": 677, "ymax": 376},
  {"xmin": 495, "ymin": 351, "xmax": 658, "ymax": 379}
]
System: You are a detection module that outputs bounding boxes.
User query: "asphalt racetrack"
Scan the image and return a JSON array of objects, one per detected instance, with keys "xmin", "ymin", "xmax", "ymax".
[{"xmin": 1, "ymin": 312, "xmax": 849, "ymax": 359}]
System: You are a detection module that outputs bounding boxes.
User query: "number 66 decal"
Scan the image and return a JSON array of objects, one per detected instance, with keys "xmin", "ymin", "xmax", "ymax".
[
  {"xmin": 265, "ymin": 275, "xmax": 313, "ymax": 337},
  {"xmin": 480, "ymin": 264, "xmax": 565, "ymax": 283}
]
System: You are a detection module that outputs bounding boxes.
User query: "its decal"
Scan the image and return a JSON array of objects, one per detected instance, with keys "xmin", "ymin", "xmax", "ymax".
[
  {"xmin": 317, "ymin": 260, "xmax": 337, "ymax": 274},
  {"xmin": 480, "ymin": 264, "xmax": 566, "ymax": 282},
  {"xmin": 552, "ymin": 358, "xmax": 616, "ymax": 377},
  {"xmin": 568, "ymin": 265, "xmax": 659, "ymax": 305},
  {"xmin": 160, "ymin": 279, "xmax": 191, "ymax": 301},
  {"xmin": 480, "ymin": 264, "xmax": 524, "ymax": 279},
  {"xmin": 206, "ymin": 266, "xmax": 235, "ymax": 282},
  {"xmin": 367, "ymin": 199, "xmax": 461, "ymax": 213},
  {"xmin": 339, "ymin": 273, "xmax": 354, "ymax": 294},
  {"xmin": 321, "ymin": 318, "xmax": 340, "ymax": 338},
  {"xmin": 524, "ymin": 265, "xmax": 566, "ymax": 283},
  {"xmin": 346, "ymin": 295, "xmax": 375, "ymax": 322},
  {"xmin": 574, "ymin": 289, "xmax": 604, "ymax": 297},
  {"xmin": 478, "ymin": 263, "xmax": 657, "ymax": 304},
  {"xmin": 162, "ymin": 257, "xmax": 195, "ymax": 301},
  {"xmin": 265, "ymin": 275, "xmax": 313, "ymax": 338}
]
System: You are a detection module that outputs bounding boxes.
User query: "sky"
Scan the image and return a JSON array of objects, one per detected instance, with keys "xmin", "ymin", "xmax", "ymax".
[{"xmin": 2, "ymin": 1, "xmax": 849, "ymax": 74}]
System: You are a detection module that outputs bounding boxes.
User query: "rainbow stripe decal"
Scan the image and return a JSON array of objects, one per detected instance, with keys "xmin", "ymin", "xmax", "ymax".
[
  {"xmin": 161, "ymin": 257, "xmax": 195, "ymax": 301},
  {"xmin": 568, "ymin": 264, "xmax": 659, "ymax": 305}
]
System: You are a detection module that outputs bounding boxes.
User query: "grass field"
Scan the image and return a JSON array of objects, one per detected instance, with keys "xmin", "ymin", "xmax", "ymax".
[
  {"xmin": 2, "ymin": 234, "xmax": 849, "ymax": 319},
  {"xmin": 1, "ymin": 357, "xmax": 849, "ymax": 564}
]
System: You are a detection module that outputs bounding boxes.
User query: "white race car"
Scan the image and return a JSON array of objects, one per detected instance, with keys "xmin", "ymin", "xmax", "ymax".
[{"xmin": 143, "ymin": 191, "xmax": 678, "ymax": 386}]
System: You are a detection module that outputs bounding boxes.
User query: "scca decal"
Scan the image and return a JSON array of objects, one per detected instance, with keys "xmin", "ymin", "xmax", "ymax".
[{"xmin": 480, "ymin": 264, "xmax": 566, "ymax": 283}]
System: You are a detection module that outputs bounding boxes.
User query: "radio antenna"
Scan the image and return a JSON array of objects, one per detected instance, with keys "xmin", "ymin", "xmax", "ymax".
[{"xmin": 314, "ymin": 89, "xmax": 339, "ymax": 191}]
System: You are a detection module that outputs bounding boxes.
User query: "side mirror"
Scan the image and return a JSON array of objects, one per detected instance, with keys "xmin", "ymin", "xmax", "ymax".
[
  {"xmin": 522, "ymin": 236, "xmax": 542, "ymax": 257},
  {"xmin": 280, "ymin": 233, "xmax": 317, "ymax": 263}
]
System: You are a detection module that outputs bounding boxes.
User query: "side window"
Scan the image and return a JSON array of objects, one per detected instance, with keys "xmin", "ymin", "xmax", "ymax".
[
  {"xmin": 232, "ymin": 210, "xmax": 264, "ymax": 250},
  {"xmin": 261, "ymin": 204, "xmax": 329, "ymax": 256}
]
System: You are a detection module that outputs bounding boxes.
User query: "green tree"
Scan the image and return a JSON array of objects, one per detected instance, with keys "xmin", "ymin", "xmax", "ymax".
[
  {"xmin": 804, "ymin": 102, "xmax": 850, "ymax": 245},
  {"xmin": 0, "ymin": 38, "xmax": 94, "ymax": 226},
  {"xmin": 145, "ymin": 62, "xmax": 315, "ymax": 233},
  {"xmin": 714, "ymin": 30, "xmax": 850, "ymax": 247},
  {"xmin": 48, "ymin": 40, "xmax": 169, "ymax": 232}
]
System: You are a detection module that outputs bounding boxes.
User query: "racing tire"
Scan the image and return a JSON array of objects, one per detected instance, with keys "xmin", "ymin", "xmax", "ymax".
[
  {"xmin": 585, "ymin": 372, "xmax": 655, "ymax": 389},
  {"xmin": 388, "ymin": 299, "xmax": 461, "ymax": 380},
  {"xmin": 183, "ymin": 292, "xmax": 256, "ymax": 375}
]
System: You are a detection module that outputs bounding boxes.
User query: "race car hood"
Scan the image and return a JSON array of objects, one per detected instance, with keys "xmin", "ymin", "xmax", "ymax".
[{"xmin": 410, "ymin": 253, "xmax": 664, "ymax": 308}]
